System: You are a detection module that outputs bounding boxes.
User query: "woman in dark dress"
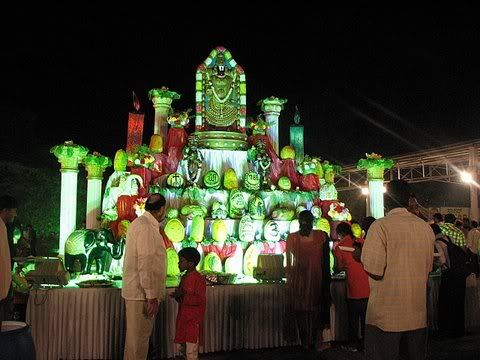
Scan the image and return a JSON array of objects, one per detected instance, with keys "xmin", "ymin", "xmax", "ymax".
[{"xmin": 285, "ymin": 210, "xmax": 331, "ymax": 351}]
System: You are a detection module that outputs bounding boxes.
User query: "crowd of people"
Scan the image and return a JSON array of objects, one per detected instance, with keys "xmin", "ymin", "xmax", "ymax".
[{"xmin": 284, "ymin": 180, "xmax": 480, "ymax": 360}]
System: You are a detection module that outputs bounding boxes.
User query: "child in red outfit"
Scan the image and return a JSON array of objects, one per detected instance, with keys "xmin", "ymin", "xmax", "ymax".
[
  {"xmin": 333, "ymin": 222, "xmax": 370, "ymax": 352},
  {"xmin": 171, "ymin": 247, "xmax": 206, "ymax": 360}
]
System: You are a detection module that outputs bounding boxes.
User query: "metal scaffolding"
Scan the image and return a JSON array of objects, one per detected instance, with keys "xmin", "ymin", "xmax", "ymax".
[
  {"xmin": 335, "ymin": 138, "xmax": 480, "ymax": 219},
  {"xmin": 336, "ymin": 139, "xmax": 480, "ymax": 190}
]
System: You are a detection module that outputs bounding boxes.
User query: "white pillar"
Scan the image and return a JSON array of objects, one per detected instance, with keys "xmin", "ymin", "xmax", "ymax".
[
  {"xmin": 259, "ymin": 97, "xmax": 287, "ymax": 156},
  {"xmin": 369, "ymin": 180, "xmax": 385, "ymax": 219},
  {"xmin": 86, "ymin": 178, "xmax": 102, "ymax": 229},
  {"xmin": 59, "ymin": 170, "xmax": 79, "ymax": 256},
  {"xmin": 469, "ymin": 146, "xmax": 479, "ymax": 220},
  {"xmin": 153, "ymin": 98, "xmax": 172, "ymax": 139},
  {"xmin": 264, "ymin": 111, "xmax": 281, "ymax": 154},
  {"xmin": 365, "ymin": 195, "xmax": 371, "ymax": 217}
]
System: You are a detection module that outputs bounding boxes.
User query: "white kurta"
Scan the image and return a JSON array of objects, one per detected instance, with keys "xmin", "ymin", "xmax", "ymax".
[{"xmin": 122, "ymin": 212, "xmax": 167, "ymax": 301}]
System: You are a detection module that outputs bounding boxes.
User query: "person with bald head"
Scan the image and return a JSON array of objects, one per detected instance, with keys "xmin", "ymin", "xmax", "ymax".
[{"xmin": 122, "ymin": 193, "xmax": 167, "ymax": 360}]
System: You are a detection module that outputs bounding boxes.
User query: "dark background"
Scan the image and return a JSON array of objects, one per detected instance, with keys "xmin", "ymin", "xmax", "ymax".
[
  {"xmin": 2, "ymin": 7, "xmax": 479, "ymax": 166},
  {"xmin": 1, "ymin": 7, "xmax": 478, "ymax": 232}
]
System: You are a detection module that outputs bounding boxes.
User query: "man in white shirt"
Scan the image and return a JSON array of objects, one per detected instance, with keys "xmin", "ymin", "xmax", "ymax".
[
  {"xmin": 0, "ymin": 195, "xmax": 17, "ymax": 322},
  {"xmin": 122, "ymin": 193, "xmax": 167, "ymax": 360},
  {"xmin": 361, "ymin": 180, "xmax": 434, "ymax": 360}
]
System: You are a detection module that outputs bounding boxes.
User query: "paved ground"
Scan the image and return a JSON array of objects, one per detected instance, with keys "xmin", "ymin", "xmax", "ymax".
[{"xmin": 195, "ymin": 329, "xmax": 480, "ymax": 360}]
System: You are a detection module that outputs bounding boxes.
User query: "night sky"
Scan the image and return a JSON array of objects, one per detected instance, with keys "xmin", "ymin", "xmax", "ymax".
[{"xmin": 2, "ymin": 8, "xmax": 480, "ymax": 169}]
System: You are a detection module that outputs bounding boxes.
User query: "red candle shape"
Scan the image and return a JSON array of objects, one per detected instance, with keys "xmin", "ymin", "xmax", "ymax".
[{"xmin": 126, "ymin": 91, "xmax": 145, "ymax": 152}]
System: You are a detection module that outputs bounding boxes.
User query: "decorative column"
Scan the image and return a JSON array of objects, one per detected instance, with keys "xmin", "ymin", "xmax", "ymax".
[
  {"xmin": 148, "ymin": 87, "xmax": 180, "ymax": 142},
  {"xmin": 258, "ymin": 96, "xmax": 287, "ymax": 155},
  {"xmin": 357, "ymin": 153, "xmax": 394, "ymax": 219},
  {"xmin": 50, "ymin": 141, "xmax": 89, "ymax": 255},
  {"xmin": 290, "ymin": 106, "xmax": 304, "ymax": 163},
  {"xmin": 469, "ymin": 146, "xmax": 479, "ymax": 220},
  {"xmin": 84, "ymin": 152, "xmax": 112, "ymax": 230}
]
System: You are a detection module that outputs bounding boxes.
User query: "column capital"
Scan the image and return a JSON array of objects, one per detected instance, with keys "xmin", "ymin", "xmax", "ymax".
[
  {"xmin": 357, "ymin": 153, "xmax": 394, "ymax": 180},
  {"xmin": 50, "ymin": 141, "xmax": 89, "ymax": 171},
  {"xmin": 84, "ymin": 152, "xmax": 112, "ymax": 179},
  {"xmin": 148, "ymin": 87, "xmax": 181, "ymax": 109},
  {"xmin": 258, "ymin": 96, "xmax": 287, "ymax": 114}
]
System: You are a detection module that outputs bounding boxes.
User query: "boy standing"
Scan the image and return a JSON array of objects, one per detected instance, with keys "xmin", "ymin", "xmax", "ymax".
[{"xmin": 171, "ymin": 247, "xmax": 206, "ymax": 360}]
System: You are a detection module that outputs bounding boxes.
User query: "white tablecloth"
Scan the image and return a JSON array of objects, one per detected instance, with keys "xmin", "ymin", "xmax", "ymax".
[{"xmin": 26, "ymin": 276, "xmax": 480, "ymax": 360}]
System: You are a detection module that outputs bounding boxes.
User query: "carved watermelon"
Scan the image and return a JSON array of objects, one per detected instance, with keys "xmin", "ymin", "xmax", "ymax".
[
  {"xmin": 264, "ymin": 220, "xmax": 281, "ymax": 242},
  {"xmin": 203, "ymin": 170, "xmax": 221, "ymax": 189},
  {"xmin": 167, "ymin": 248, "xmax": 180, "ymax": 276},
  {"xmin": 211, "ymin": 219, "xmax": 228, "ymax": 243},
  {"xmin": 277, "ymin": 176, "xmax": 292, "ymax": 191},
  {"xmin": 223, "ymin": 168, "xmax": 239, "ymax": 190},
  {"xmin": 203, "ymin": 252, "xmax": 223, "ymax": 272},
  {"xmin": 239, "ymin": 215, "xmax": 255, "ymax": 242},
  {"xmin": 248, "ymin": 196, "xmax": 266, "ymax": 220},
  {"xmin": 228, "ymin": 190, "xmax": 246, "ymax": 219},
  {"xmin": 190, "ymin": 215, "xmax": 205, "ymax": 243},
  {"xmin": 280, "ymin": 146, "xmax": 295, "ymax": 160},
  {"xmin": 244, "ymin": 244, "xmax": 260, "ymax": 276},
  {"xmin": 164, "ymin": 218, "xmax": 185, "ymax": 242}
]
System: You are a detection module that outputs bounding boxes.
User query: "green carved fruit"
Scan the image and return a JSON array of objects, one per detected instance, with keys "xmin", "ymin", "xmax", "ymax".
[
  {"xmin": 243, "ymin": 171, "xmax": 260, "ymax": 191},
  {"xmin": 190, "ymin": 215, "xmax": 205, "ymax": 243},
  {"xmin": 203, "ymin": 252, "xmax": 223, "ymax": 272},
  {"xmin": 248, "ymin": 196, "xmax": 266, "ymax": 220},
  {"xmin": 167, "ymin": 248, "xmax": 180, "ymax": 276},
  {"xmin": 239, "ymin": 215, "xmax": 255, "ymax": 242},
  {"xmin": 203, "ymin": 170, "xmax": 220, "ymax": 189},
  {"xmin": 164, "ymin": 218, "xmax": 185, "ymax": 242},
  {"xmin": 228, "ymin": 190, "xmax": 246, "ymax": 219},
  {"xmin": 223, "ymin": 168, "xmax": 239, "ymax": 190},
  {"xmin": 211, "ymin": 219, "xmax": 228, "ymax": 243},
  {"xmin": 167, "ymin": 173, "xmax": 184, "ymax": 188},
  {"xmin": 314, "ymin": 217, "xmax": 331, "ymax": 234},
  {"xmin": 166, "ymin": 208, "xmax": 179, "ymax": 219},
  {"xmin": 277, "ymin": 176, "xmax": 292, "ymax": 191},
  {"xmin": 244, "ymin": 243, "xmax": 260, "ymax": 276},
  {"xmin": 114, "ymin": 149, "xmax": 128, "ymax": 171},
  {"xmin": 289, "ymin": 219, "xmax": 300, "ymax": 234},
  {"xmin": 280, "ymin": 145, "xmax": 295, "ymax": 160},
  {"xmin": 264, "ymin": 220, "xmax": 281, "ymax": 242},
  {"xmin": 271, "ymin": 208, "xmax": 295, "ymax": 221}
]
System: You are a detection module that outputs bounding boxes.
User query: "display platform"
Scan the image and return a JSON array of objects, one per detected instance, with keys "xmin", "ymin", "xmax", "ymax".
[{"xmin": 24, "ymin": 274, "xmax": 470, "ymax": 360}]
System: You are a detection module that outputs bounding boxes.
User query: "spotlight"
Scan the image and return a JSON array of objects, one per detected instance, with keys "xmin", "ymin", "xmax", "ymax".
[
  {"xmin": 361, "ymin": 187, "xmax": 369, "ymax": 195},
  {"xmin": 461, "ymin": 171, "xmax": 474, "ymax": 184},
  {"xmin": 383, "ymin": 186, "xmax": 387, "ymax": 193}
]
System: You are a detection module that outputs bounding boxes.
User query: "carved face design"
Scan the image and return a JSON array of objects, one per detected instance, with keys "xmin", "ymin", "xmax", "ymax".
[{"xmin": 216, "ymin": 54, "xmax": 226, "ymax": 77}]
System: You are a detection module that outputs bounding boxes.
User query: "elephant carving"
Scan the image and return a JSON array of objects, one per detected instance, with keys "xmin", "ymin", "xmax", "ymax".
[{"xmin": 64, "ymin": 228, "xmax": 124, "ymax": 275}]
